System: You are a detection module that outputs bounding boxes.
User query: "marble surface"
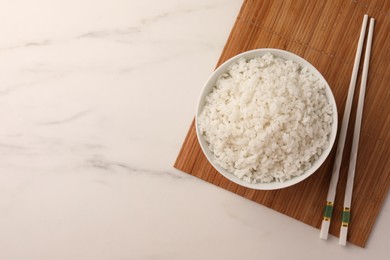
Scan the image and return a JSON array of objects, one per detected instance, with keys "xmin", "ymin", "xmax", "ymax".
[{"xmin": 0, "ymin": 0, "xmax": 388, "ymax": 259}]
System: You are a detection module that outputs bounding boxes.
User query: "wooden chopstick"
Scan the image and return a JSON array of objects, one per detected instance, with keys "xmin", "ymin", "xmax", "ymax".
[
  {"xmin": 319, "ymin": 14, "xmax": 369, "ymax": 240},
  {"xmin": 339, "ymin": 17, "xmax": 375, "ymax": 246}
]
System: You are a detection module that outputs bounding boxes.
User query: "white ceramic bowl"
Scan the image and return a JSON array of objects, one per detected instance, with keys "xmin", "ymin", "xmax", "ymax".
[{"xmin": 195, "ymin": 48, "xmax": 338, "ymax": 190}]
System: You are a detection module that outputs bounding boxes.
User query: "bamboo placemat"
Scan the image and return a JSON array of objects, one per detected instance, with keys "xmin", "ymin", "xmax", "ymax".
[{"xmin": 174, "ymin": 0, "xmax": 390, "ymax": 247}]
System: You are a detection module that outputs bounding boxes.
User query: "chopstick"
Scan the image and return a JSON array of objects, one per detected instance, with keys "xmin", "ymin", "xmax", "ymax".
[
  {"xmin": 319, "ymin": 14, "xmax": 369, "ymax": 240},
  {"xmin": 339, "ymin": 17, "xmax": 375, "ymax": 246}
]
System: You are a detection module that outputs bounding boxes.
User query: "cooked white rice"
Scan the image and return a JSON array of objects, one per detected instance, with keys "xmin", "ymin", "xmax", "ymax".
[{"xmin": 198, "ymin": 53, "xmax": 333, "ymax": 183}]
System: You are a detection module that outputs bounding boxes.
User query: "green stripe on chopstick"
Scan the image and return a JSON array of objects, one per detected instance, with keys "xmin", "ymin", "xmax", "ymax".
[
  {"xmin": 323, "ymin": 201, "xmax": 334, "ymax": 221},
  {"xmin": 342, "ymin": 207, "xmax": 351, "ymax": 227}
]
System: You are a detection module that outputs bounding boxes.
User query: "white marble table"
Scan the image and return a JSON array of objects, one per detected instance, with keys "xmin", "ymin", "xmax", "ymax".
[{"xmin": 0, "ymin": 0, "xmax": 388, "ymax": 259}]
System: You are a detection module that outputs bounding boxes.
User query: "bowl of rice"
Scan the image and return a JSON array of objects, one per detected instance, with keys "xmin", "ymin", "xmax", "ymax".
[{"xmin": 196, "ymin": 49, "xmax": 338, "ymax": 190}]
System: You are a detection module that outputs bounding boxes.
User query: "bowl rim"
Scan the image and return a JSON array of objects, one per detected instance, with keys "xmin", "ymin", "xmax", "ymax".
[{"xmin": 195, "ymin": 48, "xmax": 338, "ymax": 190}]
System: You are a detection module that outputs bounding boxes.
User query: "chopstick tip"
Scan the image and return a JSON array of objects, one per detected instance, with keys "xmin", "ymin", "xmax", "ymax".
[
  {"xmin": 320, "ymin": 220, "xmax": 330, "ymax": 240},
  {"xmin": 339, "ymin": 226, "xmax": 348, "ymax": 246}
]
